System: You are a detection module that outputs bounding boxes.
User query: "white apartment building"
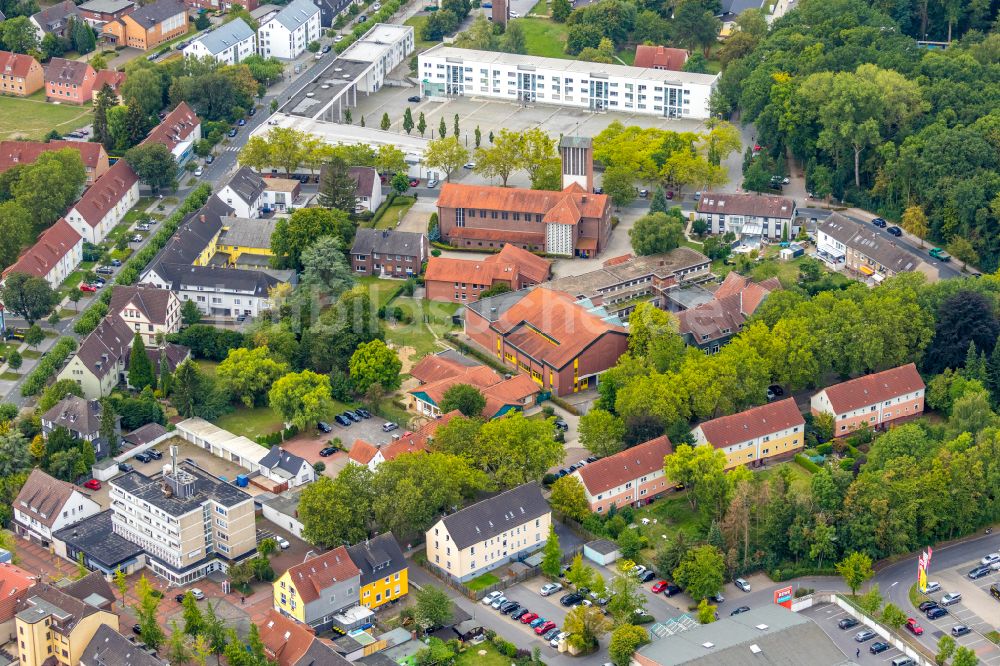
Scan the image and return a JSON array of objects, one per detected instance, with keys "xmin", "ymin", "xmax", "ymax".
[
  {"xmin": 109, "ymin": 460, "xmax": 257, "ymax": 585},
  {"xmin": 418, "ymin": 45, "xmax": 718, "ymax": 119},
  {"xmin": 65, "ymin": 160, "xmax": 140, "ymax": 245},
  {"xmin": 13, "ymin": 469, "xmax": 102, "ymax": 546},
  {"xmin": 695, "ymin": 192, "xmax": 796, "ymax": 243},
  {"xmin": 183, "ymin": 17, "xmax": 256, "ymax": 65},
  {"xmin": 257, "ymin": 0, "xmax": 321, "ymax": 60}
]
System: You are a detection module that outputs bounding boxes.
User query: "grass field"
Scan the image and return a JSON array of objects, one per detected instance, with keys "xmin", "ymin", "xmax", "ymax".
[
  {"xmin": 215, "ymin": 405, "xmax": 285, "ymax": 440},
  {"xmin": 455, "ymin": 643, "xmax": 510, "ymax": 666},
  {"xmin": 0, "ymin": 92, "xmax": 92, "ymax": 140},
  {"xmin": 466, "ymin": 573, "xmax": 500, "ymax": 592},
  {"xmin": 405, "ymin": 15, "xmax": 440, "ymax": 52},
  {"xmin": 516, "ymin": 17, "xmax": 570, "ymax": 59},
  {"xmin": 374, "ymin": 196, "xmax": 416, "ymax": 230},
  {"xmin": 385, "ymin": 298, "xmax": 461, "ymax": 360},
  {"xmin": 356, "ymin": 276, "xmax": 405, "ymax": 309},
  {"xmin": 0, "ymin": 372, "xmax": 19, "ymax": 380}
]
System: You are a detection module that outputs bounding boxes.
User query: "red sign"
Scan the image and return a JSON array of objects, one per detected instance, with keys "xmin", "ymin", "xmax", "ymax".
[{"xmin": 774, "ymin": 586, "xmax": 793, "ymax": 608}]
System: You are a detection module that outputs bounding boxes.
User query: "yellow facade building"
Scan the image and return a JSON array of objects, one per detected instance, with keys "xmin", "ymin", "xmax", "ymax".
[
  {"xmin": 193, "ymin": 216, "xmax": 277, "ymax": 268},
  {"xmin": 346, "ymin": 533, "xmax": 408, "ymax": 610},
  {"xmin": 274, "ymin": 546, "xmax": 360, "ymax": 631},
  {"xmin": 691, "ymin": 397, "xmax": 805, "ymax": 469}
]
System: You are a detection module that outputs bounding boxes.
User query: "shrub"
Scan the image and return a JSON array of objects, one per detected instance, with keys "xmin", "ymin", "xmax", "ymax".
[
  {"xmin": 794, "ymin": 453, "xmax": 820, "ymax": 473},
  {"xmin": 794, "ymin": 587, "xmax": 814, "ymax": 598},
  {"xmin": 542, "ymin": 473, "xmax": 558, "ymax": 486},
  {"xmin": 839, "ymin": 457, "xmax": 856, "ymax": 471},
  {"xmin": 816, "ymin": 443, "xmax": 833, "ymax": 455},
  {"xmin": 431, "ymin": 249, "xmax": 442, "ymax": 257},
  {"xmin": 20, "ymin": 337, "xmax": 77, "ymax": 397},
  {"xmin": 493, "ymin": 639, "xmax": 518, "ymax": 658}
]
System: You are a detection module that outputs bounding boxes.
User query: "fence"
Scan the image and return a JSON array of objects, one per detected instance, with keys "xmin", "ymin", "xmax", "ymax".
[{"xmin": 420, "ymin": 547, "xmax": 583, "ymax": 601}]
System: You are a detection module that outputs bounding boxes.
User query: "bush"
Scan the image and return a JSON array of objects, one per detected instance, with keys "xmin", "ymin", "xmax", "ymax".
[
  {"xmin": 794, "ymin": 587, "xmax": 814, "ymax": 598},
  {"xmin": 839, "ymin": 457, "xmax": 856, "ymax": 471},
  {"xmin": 20, "ymin": 337, "xmax": 77, "ymax": 397},
  {"xmin": 492, "ymin": 638, "xmax": 518, "ymax": 658},
  {"xmin": 794, "ymin": 453, "xmax": 820, "ymax": 473},
  {"xmin": 431, "ymin": 249, "xmax": 442, "ymax": 257},
  {"xmin": 542, "ymin": 473, "xmax": 558, "ymax": 486},
  {"xmin": 817, "ymin": 443, "xmax": 833, "ymax": 455}
]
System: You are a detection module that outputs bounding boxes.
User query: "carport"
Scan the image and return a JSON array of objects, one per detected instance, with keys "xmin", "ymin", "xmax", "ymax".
[{"xmin": 175, "ymin": 418, "xmax": 267, "ymax": 473}]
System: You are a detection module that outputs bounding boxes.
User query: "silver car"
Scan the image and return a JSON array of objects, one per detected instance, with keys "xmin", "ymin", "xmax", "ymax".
[
  {"xmin": 735, "ymin": 578, "xmax": 751, "ymax": 592},
  {"xmin": 940, "ymin": 592, "xmax": 962, "ymax": 606}
]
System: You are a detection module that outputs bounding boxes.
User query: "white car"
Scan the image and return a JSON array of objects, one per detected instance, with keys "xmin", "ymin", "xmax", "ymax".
[
  {"xmin": 334, "ymin": 35, "xmax": 344, "ymax": 43},
  {"xmin": 194, "ymin": 167, "xmax": 203, "ymax": 176},
  {"xmin": 276, "ymin": 536, "xmax": 290, "ymax": 549},
  {"xmin": 540, "ymin": 583, "xmax": 562, "ymax": 596},
  {"xmin": 463, "ymin": 162, "xmax": 476, "ymax": 169},
  {"xmin": 980, "ymin": 553, "xmax": 1000, "ymax": 566},
  {"xmin": 631, "ymin": 565, "xmax": 647, "ymax": 577},
  {"xmin": 550, "ymin": 631, "xmax": 569, "ymax": 648},
  {"xmin": 509, "ymin": 10, "xmax": 519, "ymax": 17},
  {"xmin": 427, "ymin": 178, "xmax": 439, "ymax": 188},
  {"xmin": 735, "ymin": 578, "xmax": 751, "ymax": 592},
  {"xmin": 924, "ymin": 581, "xmax": 941, "ymax": 593},
  {"xmin": 190, "ymin": 588, "xmax": 205, "ymax": 600},
  {"xmin": 940, "ymin": 592, "xmax": 962, "ymax": 606},
  {"xmin": 482, "ymin": 591, "xmax": 503, "ymax": 605},
  {"xmin": 372, "ymin": 2, "xmax": 381, "ymax": 8}
]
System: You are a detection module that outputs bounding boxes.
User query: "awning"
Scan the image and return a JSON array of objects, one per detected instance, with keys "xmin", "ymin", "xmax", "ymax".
[
  {"xmin": 859, "ymin": 265, "xmax": 874, "ymax": 276},
  {"xmin": 576, "ymin": 237, "xmax": 598, "ymax": 250}
]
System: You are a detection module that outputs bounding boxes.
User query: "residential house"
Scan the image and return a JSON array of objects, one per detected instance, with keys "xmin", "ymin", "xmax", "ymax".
[
  {"xmin": 30, "ymin": 0, "xmax": 81, "ymax": 41},
  {"xmin": 676, "ymin": 272, "xmax": 781, "ymax": 353},
  {"xmin": 346, "ymin": 533, "xmax": 408, "ymax": 610},
  {"xmin": 42, "ymin": 395, "xmax": 120, "ymax": 460},
  {"xmin": 91, "ymin": 69, "xmax": 126, "ymax": 101},
  {"xmin": 108, "ymin": 284, "xmax": 182, "ymax": 346},
  {"xmin": 348, "ymin": 410, "xmax": 461, "ymax": 471},
  {"xmin": 572, "ymin": 436, "xmax": 674, "ymax": 514},
  {"xmin": 256, "ymin": 0, "xmax": 321, "ymax": 60},
  {"xmin": 77, "ymin": 0, "xmax": 135, "ymax": 26},
  {"xmin": 691, "ymin": 398, "xmax": 805, "ymax": 469},
  {"xmin": 0, "ymin": 563, "xmax": 37, "ymax": 644},
  {"xmin": 213, "ymin": 216, "xmax": 278, "ymax": 266},
  {"xmin": 425, "ymin": 482, "xmax": 550, "ymax": 583},
  {"xmin": 102, "ymin": 0, "xmax": 188, "ymax": 50},
  {"xmin": 81, "ymin": 624, "xmax": 168, "ymax": 666},
  {"xmin": 311, "ymin": 0, "xmax": 351, "ymax": 27},
  {"xmin": 57, "ymin": 315, "xmax": 134, "ymax": 398},
  {"xmin": 349, "ymin": 166, "xmax": 382, "ymax": 213},
  {"xmin": 65, "ymin": 159, "xmax": 140, "ymax": 244},
  {"xmin": 140, "ymin": 100, "xmax": 200, "ymax": 167},
  {"xmin": 436, "ymin": 182, "xmax": 612, "ymax": 258},
  {"xmin": 407, "ymin": 352, "xmax": 541, "ymax": 419},
  {"xmin": 816, "ymin": 212, "xmax": 936, "ymax": 282},
  {"xmin": 53, "ymin": 510, "xmax": 146, "ymax": 578},
  {"xmin": 0, "ymin": 50, "xmax": 44, "ymax": 97},
  {"xmin": 695, "ymin": 192, "xmax": 796, "ymax": 243},
  {"xmin": 14, "ymin": 575, "xmax": 119, "ymax": 666},
  {"xmin": 0, "ymin": 140, "xmax": 109, "ymax": 184},
  {"xmin": 183, "ymin": 17, "xmax": 256, "ymax": 64},
  {"xmin": 465, "ymin": 287, "xmax": 629, "ymax": 396},
  {"xmin": 258, "ymin": 446, "xmax": 315, "ymax": 489},
  {"xmin": 424, "ymin": 243, "xmax": 552, "ymax": 303},
  {"xmin": 633, "ymin": 45, "xmax": 688, "ymax": 71},
  {"xmin": 12, "ymin": 469, "xmax": 102, "ymax": 547},
  {"xmin": 109, "ymin": 462, "xmax": 257, "ymax": 584},
  {"xmin": 1, "ymin": 218, "xmax": 82, "ymax": 289},
  {"xmin": 258, "ymin": 609, "xmax": 350, "ymax": 666},
  {"xmin": 349, "ymin": 228, "xmax": 428, "ymax": 278},
  {"xmin": 44, "ymin": 57, "xmax": 96, "ymax": 105},
  {"xmin": 262, "ymin": 177, "xmax": 300, "ymax": 212},
  {"xmin": 545, "ymin": 248, "xmax": 711, "ymax": 320},
  {"xmin": 810, "ymin": 363, "xmax": 925, "ymax": 436},
  {"xmin": 273, "ymin": 547, "xmax": 361, "ymax": 631},
  {"xmin": 216, "ymin": 166, "xmax": 265, "ymax": 218}
]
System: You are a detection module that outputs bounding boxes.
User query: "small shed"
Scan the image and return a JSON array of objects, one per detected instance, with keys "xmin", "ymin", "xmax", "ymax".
[
  {"xmin": 453, "ymin": 620, "xmax": 484, "ymax": 642},
  {"xmin": 584, "ymin": 539, "xmax": 620, "ymax": 566},
  {"xmin": 780, "ymin": 244, "xmax": 805, "ymax": 260}
]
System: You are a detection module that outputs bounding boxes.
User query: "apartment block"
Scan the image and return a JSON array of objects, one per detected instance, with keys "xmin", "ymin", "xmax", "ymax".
[
  {"xmin": 810, "ymin": 363, "xmax": 925, "ymax": 436},
  {"xmin": 572, "ymin": 436, "xmax": 674, "ymax": 514},
  {"xmin": 691, "ymin": 398, "xmax": 805, "ymax": 469}
]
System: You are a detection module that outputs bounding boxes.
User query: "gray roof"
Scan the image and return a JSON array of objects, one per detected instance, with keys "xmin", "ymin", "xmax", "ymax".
[
  {"xmin": 259, "ymin": 446, "xmax": 308, "ymax": 476},
  {"xmin": 269, "ymin": 0, "xmax": 319, "ymax": 32},
  {"xmin": 77, "ymin": 0, "xmax": 134, "ymax": 14},
  {"xmin": 464, "ymin": 288, "xmax": 530, "ymax": 322},
  {"xmin": 222, "ymin": 166, "xmax": 265, "ymax": 204},
  {"xmin": 720, "ymin": 0, "xmax": 765, "ymax": 16},
  {"xmin": 440, "ymin": 483, "xmax": 549, "ymax": 550},
  {"xmin": 584, "ymin": 539, "xmax": 618, "ymax": 555},
  {"xmin": 110, "ymin": 462, "xmax": 252, "ymax": 517},
  {"xmin": 123, "ymin": 422, "xmax": 168, "ymax": 447},
  {"xmin": 295, "ymin": 639, "xmax": 350, "ymax": 666},
  {"xmin": 546, "ymin": 248, "xmax": 710, "ymax": 301},
  {"xmin": 219, "ymin": 216, "xmax": 278, "ymax": 250},
  {"xmin": 53, "ymin": 511, "xmax": 143, "ymax": 571},
  {"xmin": 559, "ymin": 136, "xmax": 591, "ymax": 149},
  {"xmin": 109, "ymin": 284, "xmax": 175, "ymax": 325},
  {"xmin": 350, "ymin": 228, "xmax": 426, "ymax": 258},
  {"xmin": 125, "ymin": 0, "xmax": 185, "ymax": 29},
  {"xmin": 43, "ymin": 395, "xmax": 103, "ymax": 435},
  {"xmin": 191, "ymin": 18, "xmax": 255, "ymax": 55},
  {"xmin": 147, "ymin": 195, "xmax": 231, "ymax": 270},
  {"xmin": 152, "ymin": 262, "xmax": 283, "ymax": 296},
  {"xmin": 144, "ymin": 343, "xmax": 190, "ymax": 374},
  {"xmin": 74, "ymin": 315, "xmax": 133, "ymax": 380},
  {"xmin": 31, "ymin": 0, "xmax": 80, "ymax": 33},
  {"xmin": 636, "ymin": 605, "xmax": 855, "ymax": 666},
  {"xmin": 346, "ymin": 533, "xmax": 406, "ymax": 587},
  {"xmin": 349, "ymin": 166, "xmax": 377, "ymax": 197},
  {"xmin": 82, "ymin": 624, "xmax": 168, "ymax": 666},
  {"xmin": 819, "ymin": 213, "xmax": 925, "ymax": 275}
]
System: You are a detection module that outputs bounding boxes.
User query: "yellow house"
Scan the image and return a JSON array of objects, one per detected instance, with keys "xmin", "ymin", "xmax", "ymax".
[
  {"xmin": 691, "ymin": 397, "xmax": 805, "ymax": 469},
  {"xmin": 273, "ymin": 546, "xmax": 360, "ymax": 631},
  {"xmin": 346, "ymin": 533, "xmax": 408, "ymax": 610},
  {"xmin": 15, "ymin": 574, "xmax": 119, "ymax": 666},
  {"xmin": 193, "ymin": 216, "xmax": 277, "ymax": 267}
]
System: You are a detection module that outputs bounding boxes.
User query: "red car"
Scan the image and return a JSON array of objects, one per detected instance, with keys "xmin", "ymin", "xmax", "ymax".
[
  {"xmin": 905, "ymin": 618, "xmax": 923, "ymax": 635},
  {"xmin": 535, "ymin": 621, "xmax": 556, "ymax": 635},
  {"xmin": 84, "ymin": 479, "xmax": 101, "ymax": 490},
  {"xmin": 80, "ymin": 283, "xmax": 97, "ymax": 292},
  {"xmin": 665, "ymin": 191, "xmax": 674, "ymax": 200},
  {"xmin": 652, "ymin": 580, "xmax": 669, "ymax": 594},
  {"xmin": 520, "ymin": 612, "xmax": 538, "ymax": 625},
  {"xmin": 409, "ymin": 178, "xmax": 419, "ymax": 187}
]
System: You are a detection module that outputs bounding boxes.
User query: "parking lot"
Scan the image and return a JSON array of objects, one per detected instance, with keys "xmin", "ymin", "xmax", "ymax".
[
  {"xmin": 801, "ymin": 603, "xmax": 901, "ymax": 663},
  {"xmin": 277, "ymin": 412, "xmax": 404, "ymax": 474}
]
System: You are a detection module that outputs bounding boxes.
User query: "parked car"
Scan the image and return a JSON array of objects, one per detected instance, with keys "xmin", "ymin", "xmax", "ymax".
[
  {"xmin": 872, "ymin": 217, "xmax": 887, "ymax": 228},
  {"xmin": 319, "ymin": 446, "xmax": 336, "ymax": 456},
  {"xmin": 905, "ymin": 618, "xmax": 923, "ymax": 635},
  {"xmin": 968, "ymin": 565, "xmax": 991, "ymax": 579},
  {"xmin": 318, "ymin": 422, "xmax": 332, "ymax": 433},
  {"xmin": 356, "ymin": 408, "xmax": 371, "ymax": 418},
  {"xmin": 499, "ymin": 601, "xmax": 518, "ymax": 613},
  {"xmin": 96, "ymin": 266, "xmax": 114, "ymax": 275},
  {"xmin": 924, "ymin": 581, "xmax": 941, "ymax": 593},
  {"xmin": 639, "ymin": 570, "xmax": 656, "ymax": 583},
  {"xmin": 520, "ymin": 612, "xmax": 538, "ymax": 624},
  {"xmin": 559, "ymin": 593, "xmax": 583, "ymax": 607},
  {"xmin": 132, "ymin": 624, "xmax": 142, "ymax": 635},
  {"xmin": 535, "ymin": 621, "xmax": 556, "ymax": 635},
  {"xmin": 887, "ymin": 226, "xmax": 902, "ymax": 237},
  {"xmin": 631, "ymin": 565, "xmax": 646, "ymax": 577},
  {"xmin": 980, "ymin": 553, "xmax": 1000, "ymax": 566},
  {"xmin": 248, "ymin": 108, "xmax": 256, "ymax": 116},
  {"xmin": 926, "ymin": 606, "xmax": 948, "ymax": 620},
  {"xmin": 343, "ymin": 411, "xmax": 361, "ymax": 422},
  {"xmin": 929, "ymin": 247, "xmax": 951, "ymax": 262},
  {"xmin": 482, "ymin": 591, "xmax": 502, "ymax": 605},
  {"xmin": 334, "ymin": 415, "xmax": 351, "ymax": 427},
  {"xmin": 952, "ymin": 625, "xmax": 971, "ymax": 637},
  {"xmin": 322, "ymin": 45, "xmax": 331, "ymax": 53},
  {"xmin": 463, "ymin": 162, "xmax": 476, "ymax": 169},
  {"xmin": 407, "ymin": 95, "xmax": 421, "ymax": 103},
  {"xmin": 131, "ymin": 234, "xmax": 143, "ymax": 242},
  {"xmin": 542, "ymin": 627, "xmax": 560, "ymax": 641},
  {"xmin": 869, "ymin": 641, "xmax": 891, "ymax": 654},
  {"xmin": 490, "ymin": 595, "xmax": 507, "ymax": 609},
  {"xmin": 940, "ymin": 592, "xmax": 962, "ymax": 606},
  {"xmin": 550, "ymin": 631, "xmax": 569, "ymax": 647},
  {"xmin": 540, "ymin": 583, "xmax": 562, "ymax": 596},
  {"xmin": 638, "ymin": 189, "xmax": 648, "ymax": 198},
  {"xmin": 665, "ymin": 190, "xmax": 674, "ymax": 199},
  {"xmin": 276, "ymin": 536, "xmax": 290, "ymax": 549},
  {"xmin": 730, "ymin": 606, "xmax": 750, "ymax": 616},
  {"xmin": 84, "ymin": 479, "xmax": 101, "ymax": 490},
  {"xmin": 661, "ymin": 583, "xmax": 681, "ymax": 597},
  {"xmin": 734, "ymin": 578, "xmax": 751, "ymax": 592},
  {"xmin": 854, "ymin": 630, "xmax": 877, "ymax": 643},
  {"xmin": 334, "ymin": 34, "xmax": 344, "ymax": 43},
  {"xmin": 228, "ymin": 128, "xmax": 237, "ymax": 137},
  {"xmin": 80, "ymin": 283, "xmax": 98, "ymax": 292},
  {"xmin": 358, "ymin": 14, "xmax": 367, "ymax": 21},
  {"xmin": 408, "ymin": 178, "xmax": 419, "ymax": 187},
  {"xmin": 134, "ymin": 451, "xmax": 153, "ymax": 463},
  {"xmin": 529, "ymin": 617, "xmax": 546, "ymax": 628},
  {"xmin": 553, "ymin": 418, "xmax": 569, "ymax": 432},
  {"xmin": 382, "ymin": 421, "xmax": 399, "ymax": 432},
  {"xmin": 511, "ymin": 608, "xmax": 530, "ymax": 620},
  {"xmin": 149, "ymin": 449, "xmax": 163, "ymax": 460},
  {"xmin": 193, "ymin": 167, "xmax": 203, "ymax": 177},
  {"xmin": 118, "ymin": 462, "xmax": 133, "ymax": 475},
  {"xmin": 838, "ymin": 617, "xmax": 859, "ymax": 630},
  {"xmin": 651, "ymin": 581, "xmax": 669, "ymax": 594},
  {"xmin": 917, "ymin": 601, "xmax": 939, "ymax": 612},
  {"xmin": 427, "ymin": 178, "xmax": 439, "ymax": 188},
  {"xmin": 111, "ymin": 259, "xmax": 122, "ymax": 267}
]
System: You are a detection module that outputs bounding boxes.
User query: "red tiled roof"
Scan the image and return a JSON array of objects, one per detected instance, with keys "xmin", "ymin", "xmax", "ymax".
[
  {"xmin": 347, "ymin": 439, "xmax": 379, "ymax": 465},
  {"xmin": 411, "ymin": 365, "xmax": 506, "ymax": 406},
  {"xmin": 695, "ymin": 398, "xmax": 804, "ymax": 449},
  {"xmin": 142, "ymin": 101, "xmax": 199, "ymax": 151},
  {"xmin": 70, "ymin": 159, "xmax": 138, "ymax": 226},
  {"xmin": 819, "ymin": 363, "xmax": 925, "ymax": 414},
  {"xmin": 0, "ymin": 50, "xmax": 39, "ymax": 78},
  {"xmin": 424, "ymin": 244, "xmax": 552, "ymax": 289},
  {"xmin": 44, "ymin": 57, "xmax": 93, "ymax": 86},
  {"xmin": 286, "ymin": 547, "xmax": 359, "ymax": 604},
  {"xmin": 575, "ymin": 436, "xmax": 673, "ymax": 496},
  {"xmin": 259, "ymin": 609, "xmax": 315, "ymax": 666},
  {"xmin": 0, "ymin": 140, "xmax": 105, "ymax": 172},
  {"xmin": 0, "ymin": 563, "xmax": 37, "ymax": 623},
  {"xmin": 542, "ymin": 196, "xmax": 581, "ymax": 226},
  {"xmin": 492, "ymin": 288, "xmax": 628, "ymax": 370},
  {"xmin": 633, "ymin": 45, "xmax": 688, "ymax": 71},
  {"xmin": 409, "ymin": 354, "xmax": 467, "ymax": 384},
  {"xmin": 447, "ymin": 227, "xmax": 545, "ymax": 245},
  {"xmin": 350, "ymin": 410, "xmax": 462, "ymax": 465},
  {"xmin": 677, "ymin": 275, "xmax": 780, "ymax": 343},
  {"xmin": 496, "ymin": 244, "xmax": 552, "ymax": 283},
  {"xmin": 438, "ymin": 182, "xmax": 608, "ymax": 220},
  {"xmin": 2, "ymin": 218, "xmax": 81, "ymax": 280},
  {"xmin": 603, "ymin": 254, "xmax": 635, "ymax": 267},
  {"xmin": 92, "ymin": 69, "xmax": 126, "ymax": 94}
]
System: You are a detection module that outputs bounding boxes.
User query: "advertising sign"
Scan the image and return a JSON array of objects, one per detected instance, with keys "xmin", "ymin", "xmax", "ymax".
[
  {"xmin": 774, "ymin": 585, "xmax": 793, "ymax": 609},
  {"xmin": 918, "ymin": 547, "xmax": 933, "ymax": 593}
]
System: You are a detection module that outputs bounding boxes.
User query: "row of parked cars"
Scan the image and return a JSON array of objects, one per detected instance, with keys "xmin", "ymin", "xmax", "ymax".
[
  {"xmin": 967, "ymin": 551, "xmax": 1000, "ymax": 579},
  {"xmin": 317, "ymin": 408, "xmax": 374, "ymax": 431},
  {"xmin": 481, "ymin": 590, "xmax": 566, "ymax": 647}
]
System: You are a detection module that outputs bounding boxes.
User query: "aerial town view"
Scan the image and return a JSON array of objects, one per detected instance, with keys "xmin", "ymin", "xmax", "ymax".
[{"xmin": 0, "ymin": 0, "xmax": 998, "ymax": 663}]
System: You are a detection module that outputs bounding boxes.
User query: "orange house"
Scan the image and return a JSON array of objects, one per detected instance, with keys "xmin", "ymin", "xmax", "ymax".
[
  {"xmin": 102, "ymin": 0, "xmax": 187, "ymax": 50},
  {"xmin": 44, "ymin": 58, "xmax": 95, "ymax": 105},
  {"xmin": 0, "ymin": 51, "xmax": 44, "ymax": 97}
]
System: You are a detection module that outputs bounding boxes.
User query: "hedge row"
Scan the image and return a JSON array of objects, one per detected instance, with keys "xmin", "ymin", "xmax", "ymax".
[
  {"xmin": 256, "ymin": 424, "xmax": 299, "ymax": 447},
  {"xmin": 794, "ymin": 453, "xmax": 821, "ymax": 473},
  {"xmin": 21, "ymin": 337, "xmax": 78, "ymax": 397},
  {"xmin": 74, "ymin": 184, "xmax": 213, "ymax": 336}
]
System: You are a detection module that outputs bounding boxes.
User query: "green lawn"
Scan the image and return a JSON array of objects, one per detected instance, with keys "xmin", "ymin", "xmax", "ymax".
[
  {"xmin": 466, "ymin": 573, "xmax": 500, "ymax": 592},
  {"xmin": 405, "ymin": 15, "xmax": 440, "ymax": 52},
  {"xmin": 385, "ymin": 298, "xmax": 461, "ymax": 361},
  {"xmin": 455, "ymin": 643, "xmax": 511, "ymax": 666},
  {"xmin": 215, "ymin": 405, "xmax": 286, "ymax": 440},
  {"xmin": 634, "ymin": 492, "xmax": 703, "ymax": 549},
  {"xmin": 0, "ymin": 372, "xmax": 20, "ymax": 380},
  {"xmin": 356, "ymin": 276, "xmax": 405, "ymax": 309},
  {"xmin": 529, "ymin": 0, "xmax": 549, "ymax": 14},
  {"xmin": 196, "ymin": 359, "xmax": 219, "ymax": 376},
  {"xmin": 373, "ymin": 197, "xmax": 416, "ymax": 230},
  {"xmin": 515, "ymin": 17, "xmax": 570, "ymax": 59},
  {"xmin": 20, "ymin": 350, "xmax": 42, "ymax": 359},
  {"xmin": 0, "ymin": 341, "xmax": 19, "ymax": 359},
  {"xmin": 0, "ymin": 91, "xmax": 92, "ymax": 140},
  {"xmin": 616, "ymin": 49, "xmax": 635, "ymax": 65}
]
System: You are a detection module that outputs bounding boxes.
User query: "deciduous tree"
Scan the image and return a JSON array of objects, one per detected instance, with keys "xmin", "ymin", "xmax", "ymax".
[
  {"xmin": 608, "ymin": 624, "xmax": 648, "ymax": 666},
  {"xmin": 125, "ymin": 143, "xmax": 177, "ymax": 193},
  {"xmin": 564, "ymin": 604, "xmax": 613, "ymax": 651},
  {"xmin": 550, "ymin": 475, "xmax": 590, "ymax": 521},
  {"xmin": 579, "ymin": 408, "xmax": 625, "ymax": 457},
  {"xmin": 268, "ymin": 370, "xmax": 336, "ymax": 430},
  {"xmin": 836, "ymin": 551, "xmax": 874, "ymax": 596},
  {"xmin": 541, "ymin": 526, "xmax": 562, "ymax": 577},
  {"xmin": 423, "ymin": 136, "xmax": 469, "ymax": 181},
  {"xmin": 673, "ymin": 545, "xmax": 725, "ymax": 602},
  {"xmin": 217, "ymin": 346, "xmax": 288, "ymax": 407},
  {"xmin": 438, "ymin": 383, "xmax": 486, "ymax": 417},
  {"xmin": 348, "ymin": 339, "xmax": 401, "ymax": 394}
]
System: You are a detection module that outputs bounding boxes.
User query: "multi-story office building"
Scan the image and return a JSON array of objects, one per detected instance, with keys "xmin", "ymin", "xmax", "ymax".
[
  {"xmin": 109, "ymin": 458, "xmax": 257, "ymax": 585},
  {"xmin": 418, "ymin": 45, "xmax": 718, "ymax": 119}
]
